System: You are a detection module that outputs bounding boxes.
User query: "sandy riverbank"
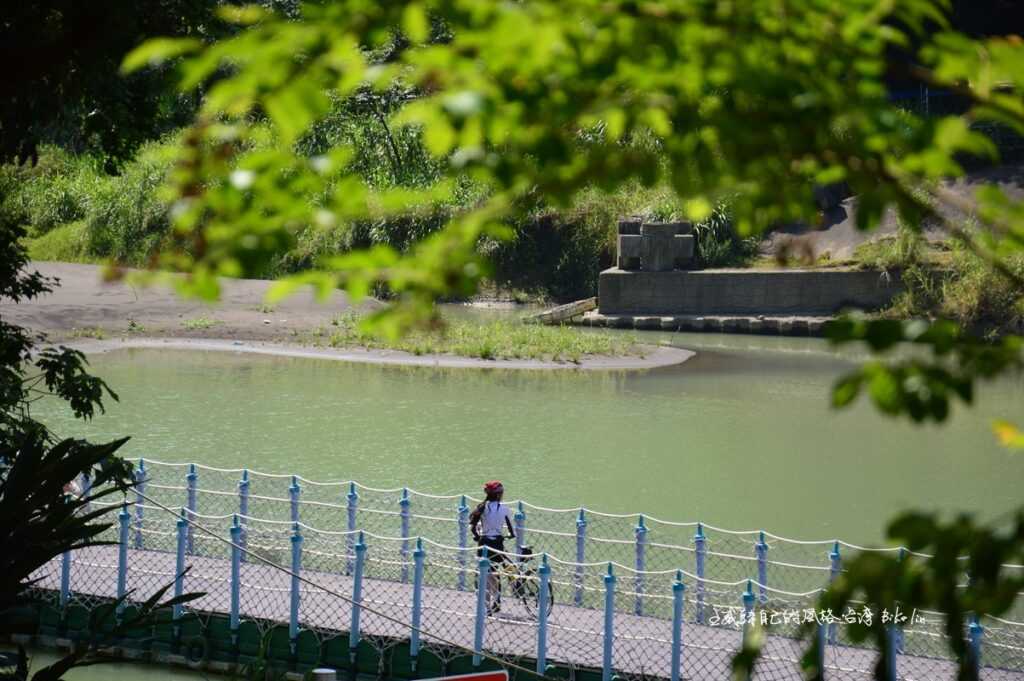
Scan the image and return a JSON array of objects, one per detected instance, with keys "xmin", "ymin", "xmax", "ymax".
[{"xmin": 3, "ymin": 262, "xmax": 693, "ymax": 371}]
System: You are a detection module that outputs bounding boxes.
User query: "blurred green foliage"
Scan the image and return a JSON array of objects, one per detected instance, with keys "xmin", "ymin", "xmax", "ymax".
[{"xmin": 120, "ymin": 3, "xmax": 1024, "ymax": 676}]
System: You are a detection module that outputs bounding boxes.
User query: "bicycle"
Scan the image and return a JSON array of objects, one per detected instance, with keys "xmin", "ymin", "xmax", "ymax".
[{"xmin": 477, "ymin": 544, "xmax": 555, "ymax": 620}]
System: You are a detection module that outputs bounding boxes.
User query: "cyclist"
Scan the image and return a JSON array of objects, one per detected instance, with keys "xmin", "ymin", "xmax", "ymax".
[{"xmin": 470, "ymin": 480, "xmax": 515, "ymax": 614}]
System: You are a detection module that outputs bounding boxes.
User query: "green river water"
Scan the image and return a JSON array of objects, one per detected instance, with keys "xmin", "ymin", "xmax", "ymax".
[{"xmin": 34, "ymin": 328, "xmax": 1024, "ymax": 544}]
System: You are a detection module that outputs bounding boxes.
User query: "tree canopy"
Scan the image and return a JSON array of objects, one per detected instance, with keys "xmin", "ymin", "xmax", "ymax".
[{"xmin": 0, "ymin": 0, "xmax": 225, "ymax": 166}]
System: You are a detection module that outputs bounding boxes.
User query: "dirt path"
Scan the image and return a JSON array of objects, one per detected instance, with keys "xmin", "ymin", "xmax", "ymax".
[
  {"xmin": 2, "ymin": 262, "xmax": 693, "ymax": 371},
  {"xmin": 1, "ymin": 261, "xmax": 371, "ymax": 342}
]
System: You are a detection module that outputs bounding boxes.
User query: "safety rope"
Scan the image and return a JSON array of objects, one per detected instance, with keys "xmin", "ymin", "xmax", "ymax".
[
  {"xmin": 135, "ymin": 459, "xmax": 1024, "ymax": 570},
  {"xmin": 133, "ymin": 487, "xmax": 559, "ymax": 680}
]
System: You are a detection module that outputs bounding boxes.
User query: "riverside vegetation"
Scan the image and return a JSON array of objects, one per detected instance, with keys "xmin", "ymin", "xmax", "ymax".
[
  {"xmin": 317, "ymin": 313, "xmax": 640, "ymax": 362},
  {"xmin": 5, "ymin": 137, "xmax": 1018, "ymax": 337},
  {"xmin": 4, "ymin": 127, "xmax": 757, "ymax": 304},
  {"xmin": 849, "ymin": 224, "xmax": 1024, "ymax": 336}
]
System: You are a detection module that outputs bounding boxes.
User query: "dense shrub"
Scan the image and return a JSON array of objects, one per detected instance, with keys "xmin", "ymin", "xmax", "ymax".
[
  {"xmin": 878, "ymin": 241, "xmax": 1024, "ymax": 336},
  {"xmin": 25, "ymin": 221, "xmax": 93, "ymax": 262},
  {"xmin": 84, "ymin": 140, "xmax": 174, "ymax": 262},
  {"xmin": 0, "ymin": 148, "xmax": 110, "ymax": 236},
  {"xmin": 941, "ymin": 247, "xmax": 1024, "ymax": 334},
  {"xmin": 5, "ymin": 123, "xmax": 758, "ymax": 301}
]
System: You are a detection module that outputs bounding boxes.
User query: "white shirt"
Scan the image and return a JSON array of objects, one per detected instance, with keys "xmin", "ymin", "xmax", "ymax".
[{"xmin": 479, "ymin": 501, "xmax": 511, "ymax": 538}]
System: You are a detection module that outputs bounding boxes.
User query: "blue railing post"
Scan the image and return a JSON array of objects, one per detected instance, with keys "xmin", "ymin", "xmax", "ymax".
[
  {"xmin": 59, "ymin": 550, "xmax": 72, "ymax": 609},
  {"xmin": 602, "ymin": 563, "xmax": 616, "ymax": 681},
  {"xmin": 349, "ymin": 532, "xmax": 366, "ymax": 663},
  {"xmin": 289, "ymin": 523, "xmax": 302, "ymax": 648},
  {"xmin": 133, "ymin": 459, "xmax": 147, "ymax": 549},
  {"xmin": 695, "ymin": 523, "xmax": 707, "ymax": 624},
  {"xmin": 173, "ymin": 510, "xmax": 187, "ymax": 622},
  {"xmin": 400, "ymin": 488, "xmax": 411, "ymax": 584},
  {"xmin": 887, "ymin": 548, "xmax": 906, "ymax": 681},
  {"xmin": 473, "ymin": 547, "xmax": 490, "ymax": 667},
  {"xmin": 457, "ymin": 496, "xmax": 469, "ymax": 591},
  {"xmin": 238, "ymin": 470, "xmax": 250, "ymax": 562},
  {"xmin": 537, "ymin": 554, "xmax": 551, "ymax": 674},
  {"xmin": 117, "ymin": 505, "xmax": 130, "ymax": 614},
  {"xmin": 230, "ymin": 516, "xmax": 242, "ymax": 637},
  {"xmin": 755, "ymin": 531, "xmax": 768, "ymax": 604},
  {"xmin": 575, "ymin": 509, "xmax": 587, "ymax": 607},
  {"xmin": 346, "ymin": 482, "xmax": 358, "ymax": 576},
  {"xmin": 289, "ymin": 475, "xmax": 301, "ymax": 525},
  {"xmin": 185, "ymin": 464, "xmax": 197, "ymax": 554},
  {"xmin": 828, "ymin": 541, "xmax": 841, "ymax": 645},
  {"xmin": 886, "ymin": 621, "xmax": 899, "ymax": 681},
  {"xmin": 969, "ymin": 616, "xmax": 983, "ymax": 678},
  {"xmin": 671, "ymin": 570, "xmax": 685, "ymax": 681},
  {"xmin": 410, "ymin": 538, "xmax": 426, "ymax": 670},
  {"xmin": 514, "ymin": 502, "xmax": 526, "ymax": 555},
  {"xmin": 742, "ymin": 580, "xmax": 755, "ymax": 646},
  {"xmin": 635, "ymin": 515, "xmax": 648, "ymax": 616}
]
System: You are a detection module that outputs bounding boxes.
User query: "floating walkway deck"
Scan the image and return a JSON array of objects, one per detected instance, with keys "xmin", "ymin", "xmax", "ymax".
[
  {"xmin": 36, "ymin": 544, "xmax": 1024, "ymax": 681},
  {"xmin": 27, "ymin": 460, "xmax": 1024, "ymax": 681}
]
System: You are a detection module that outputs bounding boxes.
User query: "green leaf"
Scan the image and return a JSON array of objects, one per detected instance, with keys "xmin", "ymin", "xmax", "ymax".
[
  {"xmin": 994, "ymin": 420, "xmax": 1024, "ymax": 449},
  {"xmin": 867, "ymin": 365, "xmax": 903, "ymax": 415},
  {"xmin": 264, "ymin": 80, "xmax": 330, "ymax": 145},
  {"xmin": 217, "ymin": 4, "xmax": 268, "ymax": 25},
  {"xmin": 121, "ymin": 38, "xmax": 201, "ymax": 74},
  {"xmin": 423, "ymin": 119, "xmax": 456, "ymax": 156},
  {"xmin": 402, "ymin": 4, "xmax": 430, "ymax": 43},
  {"xmin": 832, "ymin": 374, "xmax": 863, "ymax": 408}
]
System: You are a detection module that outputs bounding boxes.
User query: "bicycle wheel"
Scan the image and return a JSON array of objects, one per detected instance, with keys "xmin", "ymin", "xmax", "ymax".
[{"xmin": 518, "ymin": 573, "xmax": 555, "ymax": 620}]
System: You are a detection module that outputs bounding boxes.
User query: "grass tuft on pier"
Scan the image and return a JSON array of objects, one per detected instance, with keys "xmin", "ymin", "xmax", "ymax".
[{"xmin": 321, "ymin": 314, "xmax": 641, "ymax": 363}]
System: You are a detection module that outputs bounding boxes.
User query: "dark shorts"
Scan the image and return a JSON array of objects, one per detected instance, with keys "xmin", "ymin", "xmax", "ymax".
[{"xmin": 477, "ymin": 536, "xmax": 507, "ymax": 563}]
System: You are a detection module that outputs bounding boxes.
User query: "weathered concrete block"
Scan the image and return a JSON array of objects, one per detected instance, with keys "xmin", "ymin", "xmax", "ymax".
[
  {"xmin": 674, "ymin": 234, "xmax": 695, "ymax": 268},
  {"xmin": 674, "ymin": 316, "xmax": 694, "ymax": 331},
  {"xmin": 618, "ymin": 234, "xmax": 642, "ymax": 269},
  {"xmin": 640, "ymin": 223, "xmax": 678, "ymax": 272},
  {"xmin": 616, "ymin": 220, "xmax": 696, "ymax": 271},
  {"xmin": 618, "ymin": 218, "xmax": 642, "ymax": 235},
  {"xmin": 598, "ymin": 268, "xmax": 903, "ymax": 315}
]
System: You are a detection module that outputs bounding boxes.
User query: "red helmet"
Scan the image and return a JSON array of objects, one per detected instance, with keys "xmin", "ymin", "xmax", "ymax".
[{"xmin": 483, "ymin": 480, "xmax": 504, "ymax": 495}]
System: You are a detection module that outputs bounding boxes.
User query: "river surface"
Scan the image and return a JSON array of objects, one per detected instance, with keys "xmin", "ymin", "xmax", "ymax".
[{"xmin": 34, "ymin": 328, "xmax": 1024, "ymax": 544}]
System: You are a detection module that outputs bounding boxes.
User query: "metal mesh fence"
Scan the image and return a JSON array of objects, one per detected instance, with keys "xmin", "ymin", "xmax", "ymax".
[
  {"xmin": 129, "ymin": 460, "xmax": 941, "ymax": 604},
  {"xmin": 33, "ymin": 459, "xmax": 1024, "ymax": 681}
]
